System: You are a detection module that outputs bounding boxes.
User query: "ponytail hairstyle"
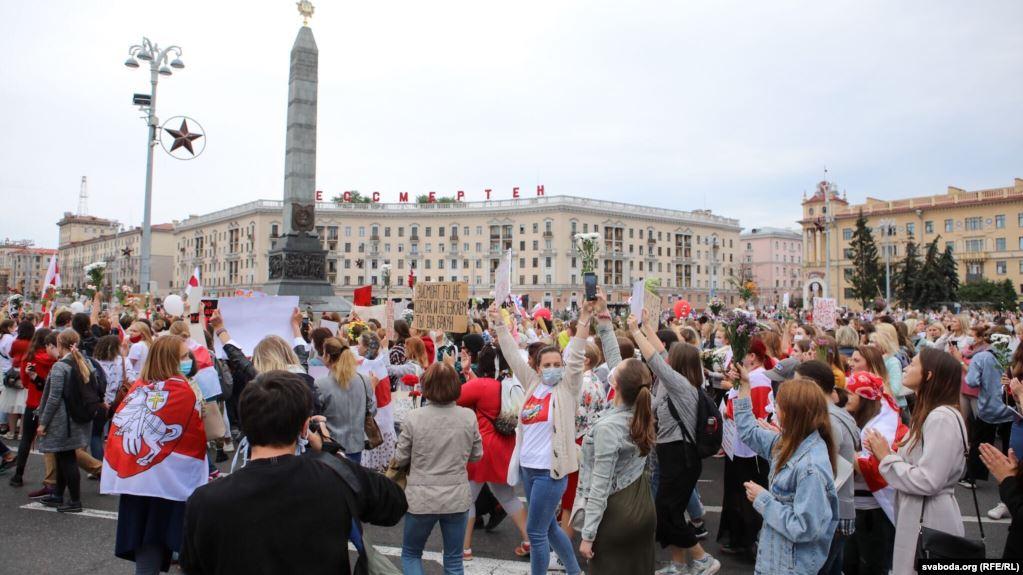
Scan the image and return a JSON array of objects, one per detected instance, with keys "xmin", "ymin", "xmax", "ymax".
[
  {"xmin": 612, "ymin": 358, "xmax": 655, "ymax": 456},
  {"xmin": 57, "ymin": 329, "xmax": 91, "ymax": 384},
  {"xmin": 322, "ymin": 337, "xmax": 356, "ymax": 389}
]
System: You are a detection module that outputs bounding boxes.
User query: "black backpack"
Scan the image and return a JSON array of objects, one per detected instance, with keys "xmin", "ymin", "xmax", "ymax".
[
  {"xmin": 61, "ymin": 358, "xmax": 106, "ymax": 424},
  {"xmin": 666, "ymin": 387, "xmax": 723, "ymax": 459}
]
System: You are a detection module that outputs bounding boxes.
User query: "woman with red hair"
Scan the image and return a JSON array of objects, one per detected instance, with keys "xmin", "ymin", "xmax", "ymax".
[{"xmin": 718, "ymin": 338, "xmax": 775, "ymax": 556}]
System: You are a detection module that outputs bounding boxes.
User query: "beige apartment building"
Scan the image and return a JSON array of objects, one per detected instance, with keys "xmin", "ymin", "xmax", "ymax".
[
  {"xmin": 57, "ymin": 213, "xmax": 176, "ymax": 294},
  {"xmin": 801, "ymin": 177, "xmax": 1023, "ymax": 309},
  {"xmin": 171, "ymin": 195, "xmax": 743, "ymax": 308},
  {"xmin": 0, "ymin": 240, "xmax": 56, "ymax": 296},
  {"xmin": 739, "ymin": 227, "xmax": 803, "ymax": 306}
]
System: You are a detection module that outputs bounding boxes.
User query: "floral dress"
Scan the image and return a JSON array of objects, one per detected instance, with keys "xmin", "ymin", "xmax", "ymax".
[{"xmin": 575, "ymin": 371, "xmax": 608, "ymax": 441}]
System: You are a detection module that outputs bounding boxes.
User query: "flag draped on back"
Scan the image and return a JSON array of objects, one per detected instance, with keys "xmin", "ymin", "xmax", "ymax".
[
  {"xmin": 856, "ymin": 397, "xmax": 908, "ymax": 524},
  {"xmin": 101, "ymin": 376, "xmax": 208, "ymax": 501}
]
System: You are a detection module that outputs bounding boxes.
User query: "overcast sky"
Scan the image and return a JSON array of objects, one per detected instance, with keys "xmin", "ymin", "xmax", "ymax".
[{"xmin": 2, "ymin": 1, "xmax": 1021, "ymax": 248}]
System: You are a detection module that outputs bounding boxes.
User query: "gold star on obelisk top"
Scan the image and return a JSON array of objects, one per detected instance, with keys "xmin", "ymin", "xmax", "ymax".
[
  {"xmin": 297, "ymin": 0, "xmax": 314, "ymax": 25},
  {"xmin": 164, "ymin": 119, "xmax": 203, "ymax": 155}
]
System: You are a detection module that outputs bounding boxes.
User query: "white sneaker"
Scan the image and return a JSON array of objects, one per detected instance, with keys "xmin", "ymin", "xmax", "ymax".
[
  {"xmin": 988, "ymin": 502, "xmax": 1010, "ymax": 519},
  {"xmin": 548, "ymin": 554, "xmax": 567, "ymax": 572},
  {"xmin": 654, "ymin": 564, "xmax": 684, "ymax": 575},
  {"xmin": 689, "ymin": 555, "xmax": 721, "ymax": 575}
]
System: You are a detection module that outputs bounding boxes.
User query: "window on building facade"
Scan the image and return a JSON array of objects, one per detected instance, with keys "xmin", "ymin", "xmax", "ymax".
[
  {"xmin": 996, "ymin": 261, "xmax": 1007, "ymax": 275},
  {"xmin": 925, "ymin": 221, "xmax": 933, "ymax": 234},
  {"xmin": 965, "ymin": 217, "xmax": 982, "ymax": 231},
  {"xmin": 906, "ymin": 223, "xmax": 915, "ymax": 237},
  {"xmin": 945, "ymin": 219, "xmax": 953, "ymax": 232},
  {"xmin": 842, "ymin": 229, "xmax": 852, "ymax": 240},
  {"xmin": 996, "ymin": 215, "xmax": 1005, "ymax": 229},
  {"xmin": 996, "ymin": 238, "xmax": 1006, "ymax": 251},
  {"xmin": 965, "ymin": 239, "xmax": 984, "ymax": 252},
  {"xmin": 532, "ymin": 240, "xmax": 539, "ymax": 250}
]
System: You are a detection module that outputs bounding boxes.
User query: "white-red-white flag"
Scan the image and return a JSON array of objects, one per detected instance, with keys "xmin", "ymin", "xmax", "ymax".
[
  {"xmin": 42, "ymin": 254, "xmax": 60, "ymax": 291},
  {"xmin": 184, "ymin": 266, "xmax": 202, "ymax": 303}
]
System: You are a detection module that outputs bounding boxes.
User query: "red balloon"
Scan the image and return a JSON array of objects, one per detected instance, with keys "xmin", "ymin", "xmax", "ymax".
[{"xmin": 673, "ymin": 299, "xmax": 691, "ymax": 319}]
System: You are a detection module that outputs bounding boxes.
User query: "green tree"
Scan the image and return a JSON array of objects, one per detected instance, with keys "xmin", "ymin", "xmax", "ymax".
[
  {"xmin": 939, "ymin": 244, "xmax": 959, "ymax": 301},
  {"xmin": 894, "ymin": 239, "xmax": 920, "ymax": 308},
  {"xmin": 914, "ymin": 238, "xmax": 946, "ymax": 309},
  {"xmin": 959, "ymin": 279, "xmax": 1018, "ymax": 310},
  {"xmin": 416, "ymin": 194, "xmax": 457, "ymax": 204},
  {"xmin": 848, "ymin": 212, "xmax": 883, "ymax": 307},
  {"xmin": 331, "ymin": 191, "xmax": 372, "ymax": 204}
]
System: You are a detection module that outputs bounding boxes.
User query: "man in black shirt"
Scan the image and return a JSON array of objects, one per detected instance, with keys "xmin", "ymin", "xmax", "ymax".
[{"xmin": 180, "ymin": 371, "xmax": 406, "ymax": 575}]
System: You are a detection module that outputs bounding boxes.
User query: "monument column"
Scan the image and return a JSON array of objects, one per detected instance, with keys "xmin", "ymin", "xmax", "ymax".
[{"xmin": 266, "ymin": 1, "xmax": 334, "ymax": 299}]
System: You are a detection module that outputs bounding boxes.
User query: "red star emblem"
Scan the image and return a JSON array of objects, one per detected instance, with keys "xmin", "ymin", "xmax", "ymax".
[{"xmin": 164, "ymin": 119, "xmax": 203, "ymax": 155}]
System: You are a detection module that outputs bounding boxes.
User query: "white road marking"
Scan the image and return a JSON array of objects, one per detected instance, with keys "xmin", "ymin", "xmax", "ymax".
[{"xmin": 21, "ymin": 502, "xmax": 119, "ymax": 520}]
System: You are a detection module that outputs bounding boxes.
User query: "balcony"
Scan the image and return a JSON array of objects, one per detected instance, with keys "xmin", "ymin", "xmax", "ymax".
[
  {"xmin": 410, "ymin": 233, "xmax": 419, "ymax": 242},
  {"xmin": 449, "ymin": 233, "xmax": 459, "ymax": 242},
  {"xmin": 370, "ymin": 233, "xmax": 380, "ymax": 242},
  {"xmin": 543, "ymin": 230, "xmax": 553, "ymax": 239}
]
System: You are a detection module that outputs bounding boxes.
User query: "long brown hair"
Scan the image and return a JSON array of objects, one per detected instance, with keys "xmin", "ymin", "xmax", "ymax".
[
  {"xmin": 141, "ymin": 336, "xmax": 186, "ymax": 382},
  {"xmin": 856, "ymin": 345, "xmax": 890, "ymax": 393},
  {"xmin": 773, "ymin": 378, "xmax": 836, "ymax": 473},
  {"xmin": 902, "ymin": 347, "xmax": 962, "ymax": 450},
  {"xmin": 614, "ymin": 358, "xmax": 655, "ymax": 456},
  {"xmin": 405, "ymin": 337, "xmax": 429, "ymax": 367},
  {"xmin": 667, "ymin": 342, "xmax": 704, "ymax": 388},
  {"xmin": 56, "ymin": 330, "xmax": 91, "ymax": 384}
]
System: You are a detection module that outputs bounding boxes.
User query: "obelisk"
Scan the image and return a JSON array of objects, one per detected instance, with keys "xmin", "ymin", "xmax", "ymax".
[{"xmin": 266, "ymin": 0, "xmax": 333, "ymax": 298}]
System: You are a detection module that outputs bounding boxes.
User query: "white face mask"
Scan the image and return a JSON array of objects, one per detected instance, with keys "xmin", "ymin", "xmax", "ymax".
[{"xmin": 793, "ymin": 334, "xmax": 805, "ymax": 342}]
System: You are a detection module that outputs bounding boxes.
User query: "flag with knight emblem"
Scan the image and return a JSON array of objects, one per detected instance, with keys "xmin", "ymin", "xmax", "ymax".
[{"xmin": 101, "ymin": 376, "xmax": 208, "ymax": 501}]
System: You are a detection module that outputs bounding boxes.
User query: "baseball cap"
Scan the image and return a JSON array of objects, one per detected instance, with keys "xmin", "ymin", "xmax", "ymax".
[{"xmin": 765, "ymin": 357, "xmax": 800, "ymax": 383}]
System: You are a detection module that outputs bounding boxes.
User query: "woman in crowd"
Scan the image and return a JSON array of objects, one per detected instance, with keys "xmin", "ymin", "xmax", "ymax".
[
  {"xmin": 389, "ymin": 319, "xmax": 412, "ymax": 366},
  {"xmin": 125, "ymin": 321, "xmax": 153, "ymax": 381},
  {"xmin": 946, "ymin": 315, "xmax": 974, "ymax": 351},
  {"xmin": 8, "ymin": 327, "xmax": 52, "ymax": 491},
  {"xmin": 104, "ymin": 335, "xmax": 207, "ymax": 575},
  {"xmin": 869, "ymin": 327, "xmax": 908, "ymax": 408},
  {"xmin": 396, "ymin": 362, "xmax": 482, "ymax": 575},
  {"xmin": 456, "ymin": 344, "xmax": 530, "ymax": 560},
  {"xmin": 965, "ymin": 326, "xmax": 1016, "ymax": 484},
  {"xmin": 94, "ymin": 335, "xmax": 127, "ymax": 406},
  {"xmin": 842, "ymin": 371, "xmax": 903, "ymax": 575},
  {"xmin": 816, "ymin": 335, "xmax": 848, "ymax": 390},
  {"xmin": 731, "ymin": 369, "xmax": 838, "ymax": 575},
  {"xmin": 0, "ymin": 320, "xmax": 33, "ymax": 441},
  {"xmin": 315, "ymin": 338, "xmax": 375, "ymax": 464},
  {"xmin": 980, "ymin": 440, "xmax": 1022, "ymax": 558},
  {"xmin": 866, "ymin": 347, "xmax": 969, "ymax": 575},
  {"xmin": 356, "ymin": 331, "xmax": 397, "ymax": 473},
  {"xmin": 36, "ymin": 330, "xmax": 94, "ymax": 513},
  {"xmin": 560, "ymin": 342, "xmax": 609, "ymax": 540},
  {"xmin": 848, "ymin": 345, "xmax": 890, "ymax": 397},
  {"xmin": 917, "ymin": 321, "xmax": 948, "ymax": 352},
  {"xmin": 718, "ymin": 338, "xmax": 774, "ymax": 558},
  {"xmin": 491, "ymin": 301, "xmax": 586, "ymax": 575},
  {"xmin": 630, "ymin": 312, "xmax": 720, "ymax": 575},
  {"xmin": 0, "ymin": 319, "xmax": 19, "ymax": 439},
  {"xmin": 575, "ymin": 356, "xmax": 658, "ymax": 574},
  {"xmin": 836, "ymin": 325, "xmax": 859, "ymax": 359}
]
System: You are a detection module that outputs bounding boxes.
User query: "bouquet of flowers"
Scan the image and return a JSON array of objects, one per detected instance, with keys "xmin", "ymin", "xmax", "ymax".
[
  {"xmin": 573, "ymin": 232, "xmax": 600, "ymax": 273},
  {"xmin": 720, "ymin": 308, "xmax": 761, "ymax": 367},
  {"xmin": 701, "ymin": 348, "xmax": 727, "ymax": 374},
  {"xmin": 83, "ymin": 261, "xmax": 107, "ymax": 298},
  {"xmin": 990, "ymin": 332, "xmax": 1014, "ymax": 371},
  {"xmin": 114, "ymin": 284, "xmax": 133, "ymax": 306},
  {"xmin": 347, "ymin": 320, "xmax": 368, "ymax": 342},
  {"xmin": 738, "ymin": 280, "xmax": 759, "ymax": 303},
  {"xmin": 708, "ymin": 297, "xmax": 725, "ymax": 317}
]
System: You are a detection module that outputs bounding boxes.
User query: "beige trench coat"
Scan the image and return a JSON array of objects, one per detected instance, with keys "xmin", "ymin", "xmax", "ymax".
[{"xmin": 878, "ymin": 406, "xmax": 968, "ymax": 575}]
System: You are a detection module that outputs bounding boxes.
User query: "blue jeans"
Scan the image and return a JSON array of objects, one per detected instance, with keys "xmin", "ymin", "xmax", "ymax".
[
  {"xmin": 687, "ymin": 486, "xmax": 704, "ymax": 521},
  {"xmin": 521, "ymin": 467, "xmax": 581, "ymax": 575},
  {"xmin": 346, "ymin": 451, "xmax": 362, "ymax": 465},
  {"xmin": 90, "ymin": 419, "xmax": 106, "ymax": 460},
  {"xmin": 402, "ymin": 511, "xmax": 467, "ymax": 575},
  {"xmin": 1010, "ymin": 419, "xmax": 1023, "ymax": 460},
  {"xmin": 818, "ymin": 532, "xmax": 846, "ymax": 575}
]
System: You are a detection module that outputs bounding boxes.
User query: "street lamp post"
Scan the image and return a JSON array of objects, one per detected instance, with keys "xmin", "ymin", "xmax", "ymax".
[{"xmin": 124, "ymin": 38, "xmax": 184, "ymax": 294}]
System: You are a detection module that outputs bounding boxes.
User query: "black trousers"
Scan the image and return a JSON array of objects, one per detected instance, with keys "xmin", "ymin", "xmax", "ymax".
[
  {"xmin": 967, "ymin": 419, "xmax": 1012, "ymax": 482},
  {"xmin": 13, "ymin": 406, "xmax": 38, "ymax": 479},
  {"xmin": 655, "ymin": 441, "xmax": 701, "ymax": 549},
  {"xmin": 717, "ymin": 454, "xmax": 768, "ymax": 550},
  {"xmin": 843, "ymin": 507, "xmax": 894, "ymax": 575},
  {"xmin": 54, "ymin": 449, "xmax": 80, "ymax": 502}
]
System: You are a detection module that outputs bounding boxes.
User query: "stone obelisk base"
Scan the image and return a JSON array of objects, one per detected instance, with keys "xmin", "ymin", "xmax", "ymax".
[{"xmin": 264, "ymin": 233, "xmax": 335, "ymax": 299}]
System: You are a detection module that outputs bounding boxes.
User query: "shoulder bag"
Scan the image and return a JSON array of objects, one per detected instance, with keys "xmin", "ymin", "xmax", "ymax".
[
  {"xmin": 360, "ymin": 374, "xmax": 384, "ymax": 450},
  {"xmin": 914, "ymin": 407, "xmax": 985, "ymax": 568}
]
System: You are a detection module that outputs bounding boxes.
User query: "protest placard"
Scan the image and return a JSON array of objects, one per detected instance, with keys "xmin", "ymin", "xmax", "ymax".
[
  {"xmin": 494, "ymin": 249, "xmax": 512, "ymax": 305},
  {"xmin": 630, "ymin": 280, "xmax": 645, "ymax": 321},
  {"xmin": 319, "ymin": 319, "xmax": 340, "ymax": 336},
  {"xmin": 215, "ymin": 296, "xmax": 299, "ymax": 356},
  {"xmin": 352, "ymin": 304, "xmax": 387, "ymax": 327},
  {"xmin": 411, "ymin": 282, "xmax": 469, "ymax": 333},
  {"xmin": 813, "ymin": 297, "xmax": 837, "ymax": 330},
  {"xmin": 643, "ymin": 288, "xmax": 662, "ymax": 326}
]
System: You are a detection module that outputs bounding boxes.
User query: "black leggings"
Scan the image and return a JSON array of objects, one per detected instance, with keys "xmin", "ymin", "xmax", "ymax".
[
  {"xmin": 54, "ymin": 450, "xmax": 80, "ymax": 503},
  {"xmin": 14, "ymin": 407, "xmax": 38, "ymax": 478},
  {"xmin": 655, "ymin": 441, "xmax": 701, "ymax": 549}
]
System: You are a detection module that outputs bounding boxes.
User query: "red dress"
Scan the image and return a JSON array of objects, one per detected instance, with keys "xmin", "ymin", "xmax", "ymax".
[{"xmin": 457, "ymin": 377, "xmax": 515, "ymax": 484}]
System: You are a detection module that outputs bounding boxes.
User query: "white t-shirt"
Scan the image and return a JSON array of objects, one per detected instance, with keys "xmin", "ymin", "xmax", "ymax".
[
  {"xmin": 355, "ymin": 350, "xmax": 389, "ymax": 381},
  {"xmin": 127, "ymin": 341, "xmax": 149, "ymax": 380},
  {"xmin": 0, "ymin": 333, "xmax": 15, "ymax": 373},
  {"xmin": 519, "ymin": 384, "xmax": 555, "ymax": 470}
]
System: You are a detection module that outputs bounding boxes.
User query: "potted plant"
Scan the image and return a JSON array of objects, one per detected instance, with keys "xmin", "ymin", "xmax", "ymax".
[{"xmin": 574, "ymin": 232, "xmax": 600, "ymax": 300}]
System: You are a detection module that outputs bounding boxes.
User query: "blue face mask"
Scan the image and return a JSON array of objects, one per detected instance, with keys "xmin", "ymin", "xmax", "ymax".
[
  {"xmin": 179, "ymin": 359, "xmax": 194, "ymax": 375},
  {"xmin": 541, "ymin": 367, "xmax": 564, "ymax": 386}
]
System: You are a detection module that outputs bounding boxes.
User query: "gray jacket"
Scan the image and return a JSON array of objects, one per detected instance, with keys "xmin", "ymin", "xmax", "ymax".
[
  {"xmin": 395, "ymin": 402, "xmax": 483, "ymax": 515},
  {"xmin": 647, "ymin": 352, "xmax": 698, "ymax": 444},
  {"xmin": 828, "ymin": 403, "xmax": 859, "ymax": 523},
  {"xmin": 315, "ymin": 372, "xmax": 376, "ymax": 455},
  {"xmin": 37, "ymin": 359, "xmax": 91, "ymax": 453},
  {"xmin": 575, "ymin": 403, "xmax": 649, "ymax": 541}
]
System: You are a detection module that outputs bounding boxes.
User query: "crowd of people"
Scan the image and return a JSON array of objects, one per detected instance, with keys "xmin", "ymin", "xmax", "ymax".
[{"xmin": 0, "ymin": 287, "xmax": 1021, "ymax": 575}]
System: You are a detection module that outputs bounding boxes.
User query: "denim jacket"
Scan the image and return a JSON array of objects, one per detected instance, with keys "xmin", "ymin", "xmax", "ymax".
[
  {"xmin": 966, "ymin": 349, "xmax": 1016, "ymax": 424},
  {"xmin": 574, "ymin": 404, "xmax": 648, "ymax": 541},
  {"xmin": 734, "ymin": 396, "xmax": 838, "ymax": 575}
]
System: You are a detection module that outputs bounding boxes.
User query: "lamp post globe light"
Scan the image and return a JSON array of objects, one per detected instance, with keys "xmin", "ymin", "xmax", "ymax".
[{"xmin": 124, "ymin": 38, "xmax": 184, "ymax": 294}]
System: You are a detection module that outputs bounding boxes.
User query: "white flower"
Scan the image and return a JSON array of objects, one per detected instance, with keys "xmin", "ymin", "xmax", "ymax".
[{"xmin": 991, "ymin": 333, "xmax": 1013, "ymax": 347}]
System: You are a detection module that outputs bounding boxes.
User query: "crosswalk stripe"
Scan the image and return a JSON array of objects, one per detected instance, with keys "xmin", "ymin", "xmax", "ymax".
[{"xmin": 21, "ymin": 502, "xmax": 119, "ymax": 520}]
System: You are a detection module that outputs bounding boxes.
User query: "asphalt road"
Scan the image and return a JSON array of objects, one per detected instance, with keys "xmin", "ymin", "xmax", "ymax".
[{"xmin": 0, "ymin": 447, "xmax": 1010, "ymax": 574}]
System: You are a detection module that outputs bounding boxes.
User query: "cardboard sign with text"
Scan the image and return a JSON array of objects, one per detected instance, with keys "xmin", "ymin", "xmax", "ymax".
[
  {"xmin": 643, "ymin": 289, "xmax": 662, "ymax": 327},
  {"xmin": 813, "ymin": 297, "xmax": 837, "ymax": 330},
  {"xmin": 352, "ymin": 304, "xmax": 387, "ymax": 327},
  {"xmin": 412, "ymin": 282, "xmax": 469, "ymax": 333}
]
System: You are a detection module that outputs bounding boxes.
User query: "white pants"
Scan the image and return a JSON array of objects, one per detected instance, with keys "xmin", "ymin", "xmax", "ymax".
[{"xmin": 468, "ymin": 480, "xmax": 523, "ymax": 517}]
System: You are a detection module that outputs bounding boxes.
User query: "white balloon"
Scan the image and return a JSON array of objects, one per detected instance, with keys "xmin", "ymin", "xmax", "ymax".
[
  {"xmin": 164, "ymin": 294, "xmax": 185, "ymax": 317},
  {"xmin": 69, "ymin": 301, "xmax": 85, "ymax": 314}
]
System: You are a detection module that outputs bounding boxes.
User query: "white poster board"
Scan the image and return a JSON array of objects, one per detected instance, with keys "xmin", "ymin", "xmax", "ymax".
[
  {"xmin": 215, "ymin": 296, "xmax": 299, "ymax": 355},
  {"xmin": 630, "ymin": 280, "xmax": 645, "ymax": 321},
  {"xmin": 494, "ymin": 249, "xmax": 512, "ymax": 305},
  {"xmin": 813, "ymin": 297, "xmax": 837, "ymax": 330},
  {"xmin": 319, "ymin": 319, "xmax": 340, "ymax": 336},
  {"xmin": 352, "ymin": 304, "xmax": 387, "ymax": 326}
]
